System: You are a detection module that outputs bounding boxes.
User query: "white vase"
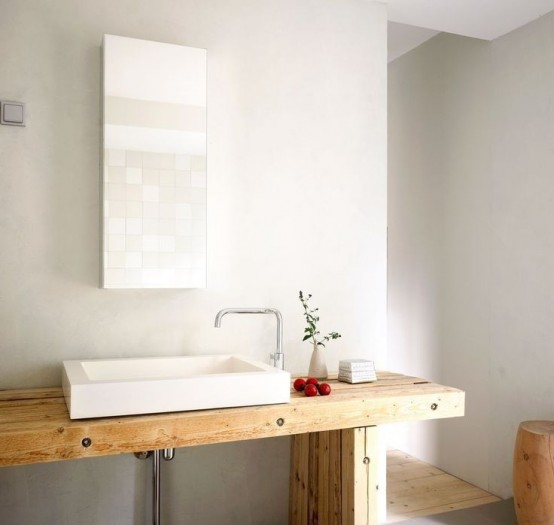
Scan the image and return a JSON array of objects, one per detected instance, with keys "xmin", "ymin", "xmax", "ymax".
[{"xmin": 308, "ymin": 343, "xmax": 328, "ymax": 379}]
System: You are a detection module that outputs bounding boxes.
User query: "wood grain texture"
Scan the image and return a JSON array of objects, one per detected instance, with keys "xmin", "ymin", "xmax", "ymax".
[
  {"xmin": 290, "ymin": 433, "xmax": 310, "ymax": 525},
  {"xmin": 291, "ymin": 427, "xmax": 379, "ymax": 525},
  {"xmin": 309, "ymin": 432, "xmax": 320, "ymax": 523},
  {"xmin": 0, "ymin": 372, "xmax": 464, "ymax": 467},
  {"xmin": 318, "ymin": 430, "xmax": 330, "ymax": 524},
  {"xmin": 342, "ymin": 427, "xmax": 379, "ymax": 525},
  {"xmin": 386, "ymin": 450, "xmax": 500, "ymax": 523},
  {"xmin": 513, "ymin": 420, "xmax": 554, "ymax": 525},
  {"xmin": 329, "ymin": 430, "xmax": 343, "ymax": 524},
  {"xmin": 293, "ymin": 430, "xmax": 342, "ymax": 524}
]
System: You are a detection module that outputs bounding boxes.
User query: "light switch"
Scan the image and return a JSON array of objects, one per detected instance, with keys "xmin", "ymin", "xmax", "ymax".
[{"xmin": 1, "ymin": 101, "xmax": 25, "ymax": 126}]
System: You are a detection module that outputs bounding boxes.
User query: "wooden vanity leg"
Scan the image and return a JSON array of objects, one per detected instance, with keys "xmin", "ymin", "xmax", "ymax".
[
  {"xmin": 290, "ymin": 433, "xmax": 310, "ymax": 525},
  {"xmin": 289, "ymin": 427, "xmax": 379, "ymax": 525},
  {"xmin": 341, "ymin": 427, "xmax": 379, "ymax": 525}
]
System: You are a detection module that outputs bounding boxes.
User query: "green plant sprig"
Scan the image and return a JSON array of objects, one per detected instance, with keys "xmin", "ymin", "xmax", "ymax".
[{"xmin": 299, "ymin": 290, "xmax": 341, "ymax": 347}]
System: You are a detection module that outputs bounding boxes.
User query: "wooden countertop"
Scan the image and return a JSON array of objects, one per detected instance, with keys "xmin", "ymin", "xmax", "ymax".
[{"xmin": 0, "ymin": 371, "xmax": 464, "ymax": 468}]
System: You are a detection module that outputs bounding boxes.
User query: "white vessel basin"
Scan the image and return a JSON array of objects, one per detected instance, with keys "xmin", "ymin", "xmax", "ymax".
[{"xmin": 62, "ymin": 354, "xmax": 290, "ymax": 419}]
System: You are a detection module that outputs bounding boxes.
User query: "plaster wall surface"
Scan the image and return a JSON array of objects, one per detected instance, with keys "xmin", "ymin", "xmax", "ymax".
[
  {"xmin": 0, "ymin": 1, "xmax": 387, "ymax": 522},
  {"xmin": 388, "ymin": 11, "xmax": 554, "ymax": 497},
  {"xmin": 489, "ymin": 11, "xmax": 554, "ymax": 497},
  {"xmin": 387, "ymin": 34, "xmax": 446, "ymax": 463}
]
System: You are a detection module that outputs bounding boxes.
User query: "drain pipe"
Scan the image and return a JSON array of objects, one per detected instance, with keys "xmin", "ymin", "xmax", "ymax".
[
  {"xmin": 153, "ymin": 450, "xmax": 161, "ymax": 525},
  {"xmin": 135, "ymin": 448, "xmax": 175, "ymax": 525}
]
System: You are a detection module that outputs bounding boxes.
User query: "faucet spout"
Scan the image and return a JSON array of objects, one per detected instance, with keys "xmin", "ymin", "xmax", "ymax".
[{"xmin": 214, "ymin": 308, "xmax": 284, "ymax": 370}]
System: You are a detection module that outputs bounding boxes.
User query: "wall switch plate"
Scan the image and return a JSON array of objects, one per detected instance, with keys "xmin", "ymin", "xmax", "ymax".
[{"xmin": 1, "ymin": 101, "xmax": 25, "ymax": 126}]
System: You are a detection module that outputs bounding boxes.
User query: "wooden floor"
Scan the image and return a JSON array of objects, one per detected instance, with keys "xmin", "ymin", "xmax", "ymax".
[{"xmin": 387, "ymin": 450, "xmax": 501, "ymax": 523}]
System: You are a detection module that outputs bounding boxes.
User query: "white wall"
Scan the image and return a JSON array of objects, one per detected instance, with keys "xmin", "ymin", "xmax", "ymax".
[
  {"xmin": 388, "ymin": 11, "xmax": 554, "ymax": 497},
  {"xmin": 489, "ymin": 11, "xmax": 554, "ymax": 497},
  {"xmin": 388, "ymin": 34, "xmax": 493, "ymax": 490},
  {"xmin": 0, "ymin": 1, "xmax": 387, "ymax": 523},
  {"xmin": 387, "ymin": 34, "xmax": 446, "ymax": 464}
]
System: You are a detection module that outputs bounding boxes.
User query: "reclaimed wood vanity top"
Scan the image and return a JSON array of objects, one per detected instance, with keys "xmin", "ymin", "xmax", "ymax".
[{"xmin": 0, "ymin": 371, "xmax": 464, "ymax": 467}]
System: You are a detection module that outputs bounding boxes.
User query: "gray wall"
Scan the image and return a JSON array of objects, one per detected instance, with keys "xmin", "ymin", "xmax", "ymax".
[
  {"xmin": 388, "ymin": 11, "xmax": 554, "ymax": 497},
  {"xmin": 0, "ymin": 1, "xmax": 387, "ymax": 523}
]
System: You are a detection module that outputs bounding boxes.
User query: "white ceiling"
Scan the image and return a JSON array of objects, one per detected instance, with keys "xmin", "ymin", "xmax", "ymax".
[{"xmin": 383, "ymin": 0, "xmax": 554, "ymax": 61}]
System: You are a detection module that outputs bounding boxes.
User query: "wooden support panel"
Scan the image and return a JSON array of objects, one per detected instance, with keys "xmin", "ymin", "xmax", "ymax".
[
  {"xmin": 290, "ymin": 427, "xmax": 378, "ymax": 525},
  {"xmin": 342, "ymin": 427, "xmax": 379, "ymax": 525}
]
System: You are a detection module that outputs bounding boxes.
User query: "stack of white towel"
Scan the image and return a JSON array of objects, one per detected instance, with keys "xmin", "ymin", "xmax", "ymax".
[{"xmin": 338, "ymin": 359, "xmax": 377, "ymax": 383}]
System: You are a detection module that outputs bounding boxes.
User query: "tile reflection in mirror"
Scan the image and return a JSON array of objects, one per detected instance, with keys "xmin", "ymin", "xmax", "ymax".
[{"xmin": 102, "ymin": 35, "xmax": 206, "ymax": 288}]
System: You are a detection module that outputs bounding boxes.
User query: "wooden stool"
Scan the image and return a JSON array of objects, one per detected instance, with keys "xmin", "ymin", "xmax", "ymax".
[{"xmin": 513, "ymin": 421, "xmax": 554, "ymax": 525}]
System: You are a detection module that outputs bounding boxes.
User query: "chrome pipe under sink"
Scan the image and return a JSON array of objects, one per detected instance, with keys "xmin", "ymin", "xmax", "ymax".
[{"xmin": 136, "ymin": 448, "xmax": 175, "ymax": 525}]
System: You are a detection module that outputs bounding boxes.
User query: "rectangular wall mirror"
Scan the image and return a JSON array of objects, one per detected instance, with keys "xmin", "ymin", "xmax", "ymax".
[{"xmin": 102, "ymin": 35, "xmax": 207, "ymax": 288}]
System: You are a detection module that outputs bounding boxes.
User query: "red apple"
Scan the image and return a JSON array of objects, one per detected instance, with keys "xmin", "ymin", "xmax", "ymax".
[
  {"xmin": 293, "ymin": 378, "xmax": 306, "ymax": 392},
  {"xmin": 318, "ymin": 383, "xmax": 331, "ymax": 396},
  {"xmin": 306, "ymin": 377, "xmax": 319, "ymax": 387},
  {"xmin": 304, "ymin": 384, "xmax": 318, "ymax": 397}
]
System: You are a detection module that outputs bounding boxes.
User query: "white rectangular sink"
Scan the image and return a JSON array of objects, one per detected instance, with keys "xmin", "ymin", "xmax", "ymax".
[{"xmin": 62, "ymin": 354, "xmax": 290, "ymax": 419}]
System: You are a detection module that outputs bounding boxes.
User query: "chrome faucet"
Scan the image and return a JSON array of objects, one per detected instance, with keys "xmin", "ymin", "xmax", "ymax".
[{"xmin": 214, "ymin": 308, "xmax": 284, "ymax": 370}]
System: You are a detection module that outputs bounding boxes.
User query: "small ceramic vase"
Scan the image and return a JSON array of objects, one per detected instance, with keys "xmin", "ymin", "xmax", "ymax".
[{"xmin": 308, "ymin": 342, "xmax": 328, "ymax": 379}]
